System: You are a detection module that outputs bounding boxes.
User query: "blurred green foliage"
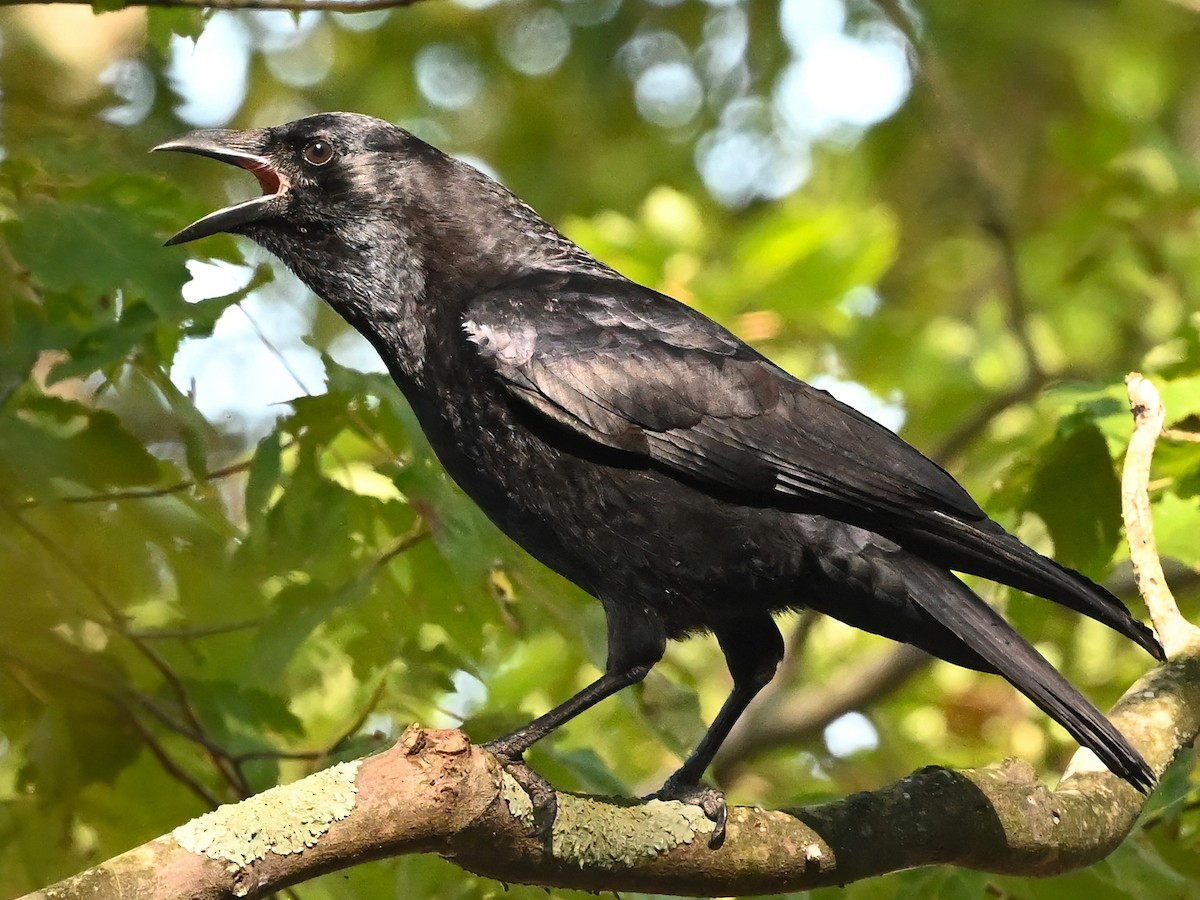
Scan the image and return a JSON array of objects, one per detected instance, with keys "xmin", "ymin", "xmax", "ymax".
[{"xmin": 1, "ymin": 0, "xmax": 1199, "ymax": 897}]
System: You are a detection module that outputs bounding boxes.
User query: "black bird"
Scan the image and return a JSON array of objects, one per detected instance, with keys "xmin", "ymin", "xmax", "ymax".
[{"xmin": 156, "ymin": 112, "xmax": 1162, "ymax": 840}]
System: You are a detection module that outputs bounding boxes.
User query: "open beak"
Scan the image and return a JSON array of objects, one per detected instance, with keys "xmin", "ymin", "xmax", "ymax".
[{"xmin": 153, "ymin": 129, "xmax": 289, "ymax": 246}]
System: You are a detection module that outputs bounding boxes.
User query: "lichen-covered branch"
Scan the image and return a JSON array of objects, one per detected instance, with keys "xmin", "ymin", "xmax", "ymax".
[
  {"xmin": 23, "ymin": 375, "xmax": 1199, "ymax": 898},
  {"xmin": 21, "ymin": 646, "xmax": 1200, "ymax": 900}
]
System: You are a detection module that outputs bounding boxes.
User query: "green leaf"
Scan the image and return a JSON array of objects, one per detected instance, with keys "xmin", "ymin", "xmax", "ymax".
[
  {"xmin": 1139, "ymin": 747, "xmax": 1194, "ymax": 825},
  {"xmin": 1027, "ymin": 413, "xmax": 1123, "ymax": 576},
  {"xmin": 244, "ymin": 430, "xmax": 283, "ymax": 537},
  {"xmin": 20, "ymin": 698, "xmax": 140, "ymax": 805},
  {"xmin": 145, "ymin": 8, "xmax": 206, "ymax": 52},
  {"xmin": 637, "ymin": 672, "xmax": 705, "ymax": 760},
  {"xmin": 1158, "ymin": 374, "xmax": 1200, "ymax": 426},
  {"xmin": 138, "ymin": 364, "xmax": 217, "ymax": 480},
  {"xmin": 0, "ymin": 403, "xmax": 161, "ymax": 498},
  {"xmin": 179, "ymin": 263, "xmax": 273, "ymax": 344},
  {"xmin": 7, "ymin": 175, "xmax": 188, "ymax": 304},
  {"xmin": 187, "ymin": 679, "xmax": 306, "ymax": 756},
  {"xmin": 248, "ymin": 580, "xmax": 349, "ymax": 686},
  {"xmin": 1090, "ymin": 834, "xmax": 1189, "ymax": 898},
  {"xmin": 894, "ymin": 867, "xmax": 990, "ymax": 900},
  {"xmin": 531, "ymin": 746, "xmax": 628, "ymax": 796},
  {"xmin": 47, "ymin": 304, "xmax": 159, "ymax": 384},
  {"xmin": 1150, "ymin": 492, "xmax": 1200, "ymax": 570}
]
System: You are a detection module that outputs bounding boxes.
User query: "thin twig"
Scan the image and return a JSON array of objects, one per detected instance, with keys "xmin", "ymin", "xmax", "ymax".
[
  {"xmin": 363, "ymin": 520, "xmax": 430, "ymax": 577},
  {"xmin": 129, "ymin": 618, "xmax": 268, "ymax": 640},
  {"xmin": 323, "ymin": 676, "xmax": 389, "ymax": 755},
  {"xmin": 712, "ymin": 643, "xmax": 932, "ymax": 782},
  {"xmin": 1140, "ymin": 786, "xmax": 1200, "ymax": 831},
  {"xmin": 226, "ymin": 747, "xmax": 323, "ymax": 763},
  {"xmin": 7, "ymin": 0, "xmax": 424, "ymax": 9},
  {"xmin": 230, "ymin": 677, "xmax": 388, "ymax": 765},
  {"xmin": 122, "ymin": 706, "xmax": 224, "ymax": 808},
  {"xmin": 125, "ymin": 690, "xmax": 243, "ymax": 771},
  {"xmin": 117, "ymin": 624, "xmax": 252, "ymax": 793},
  {"xmin": 0, "ymin": 647, "xmax": 223, "ymax": 809},
  {"xmin": 929, "ymin": 372, "xmax": 1050, "ymax": 465},
  {"xmin": 18, "ymin": 438, "xmax": 296, "ymax": 508},
  {"xmin": 1163, "ymin": 428, "xmax": 1200, "ymax": 443},
  {"xmin": 1121, "ymin": 373, "xmax": 1200, "ymax": 658},
  {"xmin": 237, "ymin": 305, "xmax": 316, "ymax": 398},
  {"xmin": 868, "ymin": 0, "xmax": 1086, "ymax": 469},
  {"xmin": 236, "ymin": 304, "xmax": 380, "ymax": 479}
]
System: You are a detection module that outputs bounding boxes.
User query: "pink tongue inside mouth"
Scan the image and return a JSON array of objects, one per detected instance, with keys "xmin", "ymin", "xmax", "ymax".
[{"xmin": 240, "ymin": 159, "xmax": 282, "ymax": 195}]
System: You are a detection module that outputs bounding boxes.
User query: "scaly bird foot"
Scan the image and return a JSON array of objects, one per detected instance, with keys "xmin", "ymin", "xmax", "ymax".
[
  {"xmin": 484, "ymin": 741, "xmax": 558, "ymax": 844},
  {"xmin": 650, "ymin": 773, "xmax": 728, "ymax": 849}
]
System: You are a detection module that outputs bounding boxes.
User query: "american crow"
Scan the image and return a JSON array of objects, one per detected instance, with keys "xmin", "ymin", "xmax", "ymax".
[{"xmin": 157, "ymin": 112, "xmax": 1161, "ymax": 842}]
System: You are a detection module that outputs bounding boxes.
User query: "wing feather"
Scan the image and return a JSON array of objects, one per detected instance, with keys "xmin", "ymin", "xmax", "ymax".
[{"xmin": 465, "ymin": 272, "xmax": 983, "ymax": 524}]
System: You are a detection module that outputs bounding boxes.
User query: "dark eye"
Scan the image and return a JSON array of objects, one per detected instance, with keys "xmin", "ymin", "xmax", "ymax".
[{"xmin": 303, "ymin": 138, "xmax": 334, "ymax": 166}]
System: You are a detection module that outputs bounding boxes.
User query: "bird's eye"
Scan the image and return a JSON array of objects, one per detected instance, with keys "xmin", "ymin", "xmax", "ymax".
[{"xmin": 302, "ymin": 138, "xmax": 335, "ymax": 167}]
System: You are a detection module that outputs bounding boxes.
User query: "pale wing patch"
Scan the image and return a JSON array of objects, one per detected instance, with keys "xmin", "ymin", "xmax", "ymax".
[{"xmin": 463, "ymin": 318, "xmax": 539, "ymax": 367}]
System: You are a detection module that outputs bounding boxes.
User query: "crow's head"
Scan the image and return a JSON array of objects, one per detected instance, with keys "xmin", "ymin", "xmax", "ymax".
[
  {"xmin": 157, "ymin": 112, "xmax": 599, "ymax": 320},
  {"xmin": 154, "ymin": 112, "xmax": 431, "ymax": 248}
]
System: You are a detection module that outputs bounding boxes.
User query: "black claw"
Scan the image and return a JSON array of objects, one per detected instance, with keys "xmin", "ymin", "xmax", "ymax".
[
  {"xmin": 708, "ymin": 798, "xmax": 728, "ymax": 849},
  {"xmin": 485, "ymin": 744, "xmax": 558, "ymax": 844}
]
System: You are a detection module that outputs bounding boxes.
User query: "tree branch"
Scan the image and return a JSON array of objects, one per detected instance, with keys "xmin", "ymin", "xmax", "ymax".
[
  {"xmin": 17, "ymin": 436, "xmax": 299, "ymax": 508},
  {"xmin": 22, "ymin": 650, "xmax": 1200, "ymax": 900}
]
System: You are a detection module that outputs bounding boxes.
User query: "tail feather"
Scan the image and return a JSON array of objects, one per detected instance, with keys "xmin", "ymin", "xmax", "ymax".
[
  {"xmin": 920, "ymin": 514, "xmax": 1165, "ymax": 662},
  {"xmin": 908, "ymin": 563, "xmax": 1156, "ymax": 793}
]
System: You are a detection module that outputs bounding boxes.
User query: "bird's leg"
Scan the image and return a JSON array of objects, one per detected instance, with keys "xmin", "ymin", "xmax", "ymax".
[
  {"xmin": 651, "ymin": 614, "xmax": 784, "ymax": 848},
  {"xmin": 486, "ymin": 607, "xmax": 666, "ymax": 840},
  {"xmin": 484, "ymin": 664, "xmax": 652, "ymax": 836}
]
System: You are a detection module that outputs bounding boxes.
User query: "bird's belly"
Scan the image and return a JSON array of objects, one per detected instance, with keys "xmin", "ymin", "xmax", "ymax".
[{"xmin": 423, "ymin": 400, "xmax": 804, "ymax": 636}]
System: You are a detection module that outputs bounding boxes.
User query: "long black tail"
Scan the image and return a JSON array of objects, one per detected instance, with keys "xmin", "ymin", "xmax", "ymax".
[
  {"xmin": 917, "ymin": 513, "xmax": 1164, "ymax": 663},
  {"xmin": 906, "ymin": 561, "xmax": 1156, "ymax": 793}
]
